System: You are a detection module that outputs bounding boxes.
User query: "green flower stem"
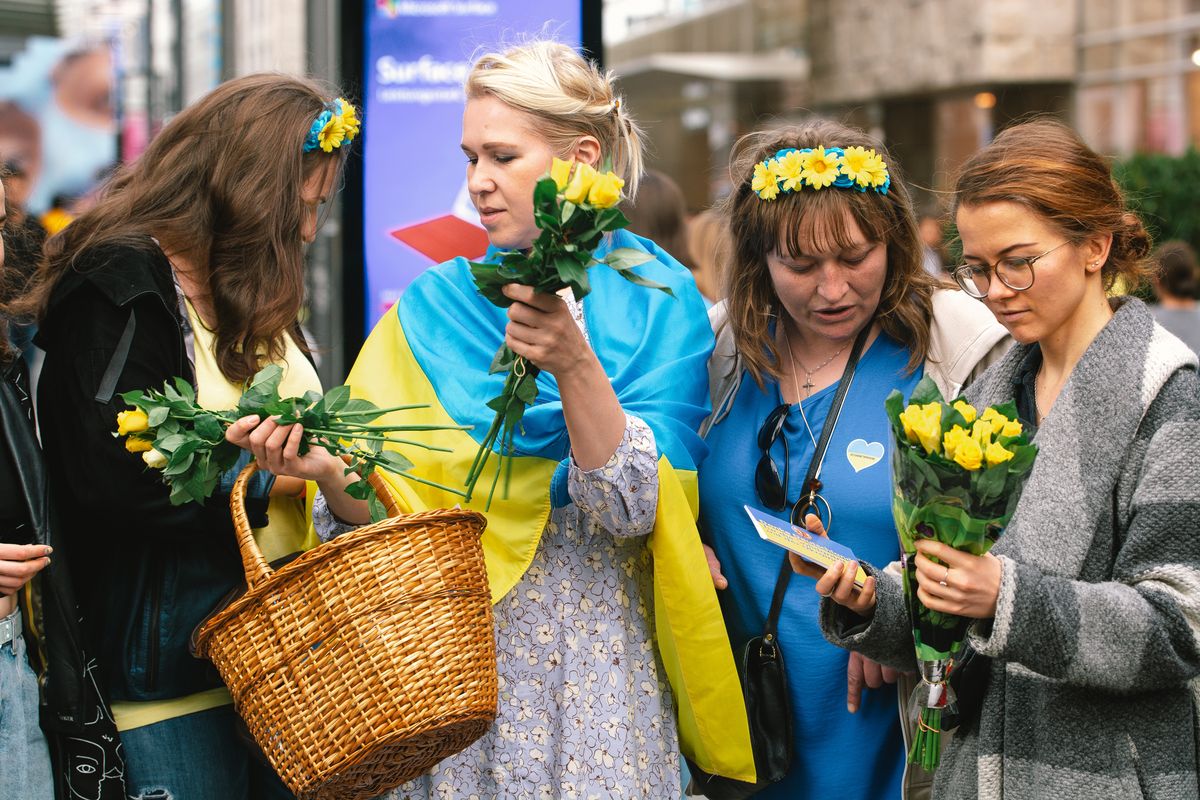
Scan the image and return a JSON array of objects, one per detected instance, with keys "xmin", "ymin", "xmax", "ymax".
[{"xmin": 335, "ymin": 404, "xmax": 430, "ymax": 416}]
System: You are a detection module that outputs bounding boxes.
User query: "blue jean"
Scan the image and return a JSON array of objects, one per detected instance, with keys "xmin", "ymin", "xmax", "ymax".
[
  {"xmin": 120, "ymin": 704, "xmax": 294, "ymax": 800},
  {"xmin": 0, "ymin": 610, "xmax": 54, "ymax": 800}
]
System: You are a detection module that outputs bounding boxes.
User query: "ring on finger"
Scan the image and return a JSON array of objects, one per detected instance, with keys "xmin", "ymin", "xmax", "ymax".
[{"xmin": 938, "ymin": 564, "xmax": 950, "ymax": 587}]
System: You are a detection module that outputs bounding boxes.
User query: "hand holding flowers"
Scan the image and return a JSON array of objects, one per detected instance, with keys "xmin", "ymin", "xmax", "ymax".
[
  {"xmin": 885, "ymin": 375, "xmax": 1038, "ymax": 771},
  {"xmin": 464, "ymin": 157, "xmax": 675, "ymax": 506},
  {"xmin": 115, "ymin": 366, "xmax": 469, "ymax": 523}
]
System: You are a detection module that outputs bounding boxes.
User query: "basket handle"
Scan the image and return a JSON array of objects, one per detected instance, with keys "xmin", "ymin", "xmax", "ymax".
[{"xmin": 229, "ymin": 458, "xmax": 405, "ymax": 591}]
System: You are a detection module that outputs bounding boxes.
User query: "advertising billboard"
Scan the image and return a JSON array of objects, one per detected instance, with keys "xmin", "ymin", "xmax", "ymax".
[{"xmin": 362, "ymin": 0, "xmax": 585, "ymax": 331}]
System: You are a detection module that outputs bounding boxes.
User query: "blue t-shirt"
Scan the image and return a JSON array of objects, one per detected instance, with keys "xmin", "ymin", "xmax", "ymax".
[{"xmin": 698, "ymin": 332, "xmax": 921, "ymax": 800}]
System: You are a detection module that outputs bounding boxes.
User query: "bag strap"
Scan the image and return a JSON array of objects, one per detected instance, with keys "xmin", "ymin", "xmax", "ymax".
[
  {"xmin": 94, "ymin": 309, "xmax": 136, "ymax": 404},
  {"xmin": 763, "ymin": 323, "xmax": 872, "ymax": 636}
]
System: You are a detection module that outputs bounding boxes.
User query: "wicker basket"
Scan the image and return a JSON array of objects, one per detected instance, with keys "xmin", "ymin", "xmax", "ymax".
[{"xmin": 192, "ymin": 463, "xmax": 497, "ymax": 799}]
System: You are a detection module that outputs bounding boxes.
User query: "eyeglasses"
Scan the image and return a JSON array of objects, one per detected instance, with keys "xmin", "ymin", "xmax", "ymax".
[
  {"xmin": 951, "ymin": 241, "xmax": 1071, "ymax": 299},
  {"xmin": 755, "ymin": 403, "xmax": 830, "ymax": 528}
]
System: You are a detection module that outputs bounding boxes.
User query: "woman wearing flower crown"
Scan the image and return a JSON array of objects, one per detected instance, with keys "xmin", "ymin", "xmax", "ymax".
[
  {"xmin": 23, "ymin": 74, "xmax": 358, "ymax": 799},
  {"xmin": 230, "ymin": 39, "xmax": 751, "ymax": 799},
  {"xmin": 815, "ymin": 119, "xmax": 1200, "ymax": 799},
  {"xmin": 697, "ymin": 119, "xmax": 1010, "ymax": 799}
]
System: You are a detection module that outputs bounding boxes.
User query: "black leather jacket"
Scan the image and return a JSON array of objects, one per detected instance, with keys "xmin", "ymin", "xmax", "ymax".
[
  {"xmin": 34, "ymin": 241, "xmax": 250, "ymax": 702},
  {"xmin": 0, "ymin": 354, "xmax": 91, "ymax": 726}
]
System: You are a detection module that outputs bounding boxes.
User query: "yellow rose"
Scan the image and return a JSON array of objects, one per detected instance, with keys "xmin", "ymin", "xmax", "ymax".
[
  {"xmin": 117, "ymin": 409, "xmax": 150, "ymax": 436},
  {"xmin": 586, "ymin": 171, "xmax": 625, "ymax": 209},
  {"xmin": 142, "ymin": 448, "xmax": 168, "ymax": 470},
  {"xmin": 981, "ymin": 406, "xmax": 1007, "ymax": 436},
  {"xmin": 985, "ymin": 441, "xmax": 1015, "ymax": 468},
  {"xmin": 563, "ymin": 162, "xmax": 598, "ymax": 205},
  {"xmin": 971, "ymin": 418, "xmax": 993, "ymax": 448},
  {"xmin": 124, "ymin": 436, "xmax": 153, "ymax": 453},
  {"xmin": 550, "ymin": 157, "xmax": 574, "ymax": 191},
  {"xmin": 953, "ymin": 437, "xmax": 983, "ymax": 470},
  {"xmin": 900, "ymin": 402, "xmax": 942, "ymax": 455},
  {"xmin": 1001, "ymin": 418, "xmax": 1023, "ymax": 438},
  {"xmin": 952, "ymin": 400, "xmax": 977, "ymax": 424},
  {"xmin": 942, "ymin": 425, "xmax": 970, "ymax": 460}
]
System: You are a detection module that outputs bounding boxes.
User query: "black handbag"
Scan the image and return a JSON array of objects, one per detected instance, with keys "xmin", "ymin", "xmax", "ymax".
[{"xmin": 686, "ymin": 327, "xmax": 869, "ymax": 799}]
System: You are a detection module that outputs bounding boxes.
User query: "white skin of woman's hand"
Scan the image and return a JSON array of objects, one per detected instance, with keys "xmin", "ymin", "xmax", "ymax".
[
  {"xmin": 788, "ymin": 512, "xmax": 877, "ymax": 616},
  {"xmin": 845, "ymin": 651, "xmax": 899, "ymax": 714},
  {"xmin": 501, "ymin": 284, "xmax": 594, "ymax": 379},
  {"xmin": 224, "ymin": 415, "xmax": 370, "ymax": 525},
  {"xmin": 0, "ymin": 543, "xmax": 51, "ymax": 596},
  {"xmin": 702, "ymin": 544, "xmax": 729, "ymax": 590},
  {"xmin": 912, "ymin": 539, "xmax": 1002, "ymax": 619}
]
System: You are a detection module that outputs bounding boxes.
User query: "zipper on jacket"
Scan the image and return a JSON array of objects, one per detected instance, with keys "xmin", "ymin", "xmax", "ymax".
[{"xmin": 145, "ymin": 556, "xmax": 163, "ymax": 693}]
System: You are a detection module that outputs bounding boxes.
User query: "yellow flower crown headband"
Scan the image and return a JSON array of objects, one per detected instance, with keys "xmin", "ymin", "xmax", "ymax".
[
  {"xmin": 303, "ymin": 98, "xmax": 361, "ymax": 153},
  {"xmin": 751, "ymin": 145, "xmax": 890, "ymax": 201}
]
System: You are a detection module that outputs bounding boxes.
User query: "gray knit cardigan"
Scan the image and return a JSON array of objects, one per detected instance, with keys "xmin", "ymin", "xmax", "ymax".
[{"xmin": 820, "ymin": 298, "xmax": 1200, "ymax": 800}]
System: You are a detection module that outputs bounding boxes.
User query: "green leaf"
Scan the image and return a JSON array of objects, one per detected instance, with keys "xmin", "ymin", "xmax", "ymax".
[
  {"xmin": 367, "ymin": 490, "xmax": 388, "ymax": 523},
  {"xmin": 157, "ymin": 434, "xmax": 188, "ymax": 452},
  {"xmin": 193, "ymin": 413, "xmax": 224, "ymax": 442},
  {"xmin": 148, "ymin": 406, "xmax": 170, "ymax": 427},
  {"xmin": 173, "ymin": 377, "xmax": 196, "ymax": 404},
  {"xmin": 603, "ymin": 247, "xmax": 654, "ymax": 271},
  {"xmin": 163, "ymin": 452, "xmax": 195, "ymax": 476},
  {"xmin": 344, "ymin": 477, "xmax": 372, "ymax": 500},
  {"xmin": 376, "ymin": 450, "xmax": 414, "ymax": 474},
  {"xmin": 322, "ymin": 385, "xmax": 350, "ymax": 414},
  {"xmin": 561, "ymin": 201, "xmax": 576, "ymax": 224},
  {"xmin": 533, "ymin": 177, "xmax": 559, "ymax": 211}
]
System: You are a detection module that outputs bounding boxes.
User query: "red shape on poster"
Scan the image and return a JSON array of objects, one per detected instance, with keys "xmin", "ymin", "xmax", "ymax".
[{"xmin": 390, "ymin": 215, "xmax": 490, "ymax": 263}]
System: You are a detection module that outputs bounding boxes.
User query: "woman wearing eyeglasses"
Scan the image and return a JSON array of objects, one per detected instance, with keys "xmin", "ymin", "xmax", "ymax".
[
  {"xmin": 816, "ymin": 119, "xmax": 1200, "ymax": 799},
  {"xmin": 696, "ymin": 119, "xmax": 1009, "ymax": 799}
]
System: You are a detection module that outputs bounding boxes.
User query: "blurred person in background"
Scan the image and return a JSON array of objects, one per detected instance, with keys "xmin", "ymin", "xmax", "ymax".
[
  {"xmin": 625, "ymin": 168, "xmax": 697, "ymax": 282},
  {"xmin": 918, "ymin": 209, "xmax": 947, "ymax": 278},
  {"xmin": 23, "ymin": 73, "xmax": 358, "ymax": 800},
  {"xmin": 686, "ymin": 208, "xmax": 726, "ymax": 304},
  {"xmin": 1150, "ymin": 240, "xmax": 1200, "ymax": 354},
  {"xmin": 698, "ymin": 119, "xmax": 1009, "ymax": 799}
]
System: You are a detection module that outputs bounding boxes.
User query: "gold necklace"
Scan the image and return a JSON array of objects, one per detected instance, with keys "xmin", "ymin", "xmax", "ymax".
[{"xmin": 781, "ymin": 321, "xmax": 819, "ymax": 449}]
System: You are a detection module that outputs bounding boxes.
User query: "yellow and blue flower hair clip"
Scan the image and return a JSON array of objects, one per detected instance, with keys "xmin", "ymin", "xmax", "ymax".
[
  {"xmin": 752, "ymin": 145, "xmax": 890, "ymax": 200},
  {"xmin": 303, "ymin": 98, "xmax": 361, "ymax": 154}
]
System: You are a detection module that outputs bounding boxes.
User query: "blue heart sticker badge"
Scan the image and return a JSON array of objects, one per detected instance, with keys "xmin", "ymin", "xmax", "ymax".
[{"xmin": 846, "ymin": 438, "xmax": 885, "ymax": 473}]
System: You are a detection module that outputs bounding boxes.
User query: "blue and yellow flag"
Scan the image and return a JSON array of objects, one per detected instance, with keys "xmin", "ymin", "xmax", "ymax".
[{"xmin": 347, "ymin": 229, "xmax": 755, "ymax": 782}]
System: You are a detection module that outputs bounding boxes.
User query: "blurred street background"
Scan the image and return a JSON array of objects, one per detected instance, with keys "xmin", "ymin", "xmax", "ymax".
[{"xmin": 3, "ymin": 0, "xmax": 1199, "ymax": 377}]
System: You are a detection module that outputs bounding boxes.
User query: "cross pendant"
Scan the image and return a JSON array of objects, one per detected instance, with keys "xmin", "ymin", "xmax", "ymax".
[{"xmin": 801, "ymin": 377, "xmax": 815, "ymax": 393}]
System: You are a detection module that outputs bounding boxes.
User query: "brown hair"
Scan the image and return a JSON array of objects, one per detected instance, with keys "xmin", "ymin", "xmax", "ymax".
[
  {"xmin": 953, "ymin": 118, "xmax": 1153, "ymax": 292},
  {"xmin": 1153, "ymin": 240, "xmax": 1200, "ymax": 300},
  {"xmin": 624, "ymin": 169, "xmax": 693, "ymax": 270},
  {"xmin": 20, "ymin": 73, "xmax": 353, "ymax": 383},
  {"xmin": 465, "ymin": 40, "xmax": 646, "ymax": 199},
  {"xmin": 721, "ymin": 119, "xmax": 937, "ymax": 388}
]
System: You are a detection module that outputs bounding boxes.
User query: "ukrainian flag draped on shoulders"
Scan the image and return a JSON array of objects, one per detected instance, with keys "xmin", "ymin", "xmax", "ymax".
[{"xmin": 347, "ymin": 228, "xmax": 755, "ymax": 782}]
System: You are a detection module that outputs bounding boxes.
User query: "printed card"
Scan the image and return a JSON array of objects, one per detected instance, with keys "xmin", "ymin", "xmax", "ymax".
[{"xmin": 743, "ymin": 505, "xmax": 868, "ymax": 587}]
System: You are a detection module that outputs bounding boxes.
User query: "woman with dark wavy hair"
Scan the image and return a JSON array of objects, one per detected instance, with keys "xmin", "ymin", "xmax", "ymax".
[
  {"xmin": 23, "ymin": 73, "xmax": 358, "ymax": 799},
  {"xmin": 818, "ymin": 119, "xmax": 1200, "ymax": 799},
  {"xmin": 698, "ymin": 118, "xmax": 1009, "ymax": 799}
]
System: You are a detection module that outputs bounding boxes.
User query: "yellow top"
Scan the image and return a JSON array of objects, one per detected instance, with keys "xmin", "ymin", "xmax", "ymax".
[{"xmin": 111, "ymin": 301, "xmax": 322, "ymax": 732}]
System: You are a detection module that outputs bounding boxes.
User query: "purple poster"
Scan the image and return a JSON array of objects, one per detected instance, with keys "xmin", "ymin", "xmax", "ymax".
[{"xmin": 363, "ymin": 0, "xmax": 583, "ymax": 330}]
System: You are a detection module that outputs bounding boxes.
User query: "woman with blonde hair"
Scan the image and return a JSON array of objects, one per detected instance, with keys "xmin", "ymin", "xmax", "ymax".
[
  {"xmin": 697, "ymin": 118, "xmax": 1009, "ymax": 798},
  {"xmin": 28, "ymin": 73, "xmax": 358, "ymax": 799},
  {"xmin": 816, "ymin": 119, "xmax": 1200, "ymax": 799},
  {"xmin": 231, "ymin": 40, "xmax": 747, "ymax": 799}
]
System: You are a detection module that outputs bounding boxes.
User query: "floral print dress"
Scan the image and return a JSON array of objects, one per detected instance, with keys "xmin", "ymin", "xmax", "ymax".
[{"xmin": 313, "ymin": 299, "xmax": 679, "ymax": 799}]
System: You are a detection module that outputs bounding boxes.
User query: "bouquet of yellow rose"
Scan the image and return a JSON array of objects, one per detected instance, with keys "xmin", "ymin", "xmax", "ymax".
[
  {"xmin": 116, "ymin": 365, "xmax": 468, "ymax": 522},
  {"xmin": 884, "ymin": 376, "xmax": 1037, "ymax": 771},
  {"xmin": 464, "ymin": 158, "xmax": 674, "ymax": 506}
]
